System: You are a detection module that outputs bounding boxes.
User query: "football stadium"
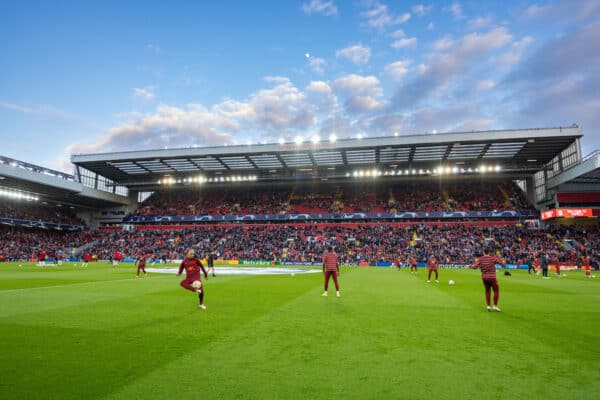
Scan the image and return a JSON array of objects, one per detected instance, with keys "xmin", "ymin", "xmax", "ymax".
[
  {"xmin": 1, "ymin": 125, "xmax": 600, "ymax": 399},
  {"xmin": 2, "ymin": 2, "xmax": 600, "ymax": 399}
]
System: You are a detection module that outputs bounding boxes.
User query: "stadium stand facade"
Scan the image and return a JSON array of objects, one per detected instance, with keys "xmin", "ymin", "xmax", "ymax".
[{"xmin": 1, "ymin": 126, "xmax": 599, "ymax": 267}]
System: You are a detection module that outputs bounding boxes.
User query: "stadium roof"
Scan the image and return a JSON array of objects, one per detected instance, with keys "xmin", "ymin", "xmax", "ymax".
[
  {"xmin": 71, "ymin": 125, "xmax": 583, "ymax": 189},
  {"xmin": 0, "ymin": 155, "xmax": 130, "ymax": 208},
  {"xmin": 547, "ymin": 150, "xmax": 600, "ymax": 188}
]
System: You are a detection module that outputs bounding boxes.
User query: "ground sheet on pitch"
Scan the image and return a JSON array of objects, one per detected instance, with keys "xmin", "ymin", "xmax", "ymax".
[{"xmin": 146, "ymin": 266, "xmax": 321, "ymax": 275}]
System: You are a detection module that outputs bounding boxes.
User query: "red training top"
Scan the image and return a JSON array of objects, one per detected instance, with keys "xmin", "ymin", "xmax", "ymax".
[
  {"xmin": 427, "ymin": 256, "xmax": 438, "ymax": 270},
  {"xmin": 472, "ymin": 255, "xmax": 501, "ymax": 280},
  {"xmin": 323, "ymin": 252, "xmax": 339, "ymax": 272},
  {"xmin": 178, "ymin": 257, "xmax": 207, "ymax": 280}
]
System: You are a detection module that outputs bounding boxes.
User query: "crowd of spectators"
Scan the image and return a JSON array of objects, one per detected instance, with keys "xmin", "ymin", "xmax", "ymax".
[
  {"xmin": 80, "ymin": 223, "xmax": 598, "ymax": 267},
  {"xmin": 129, "ymin": 181, "xmax": 533, "ymax": 217},
  {"xmin": 2, "ymin": 222, "xmax": 597, "ymax": 268},
  {"xmin": 0, "ymin": 201, "xmax": 86, "ymax": 226},
  {"xmin": 0, "ymin": 226, "xmax": 96, "ymax": 261}
]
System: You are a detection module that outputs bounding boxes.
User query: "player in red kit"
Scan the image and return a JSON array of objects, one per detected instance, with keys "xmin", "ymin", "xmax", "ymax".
[
  {"xmin": 113, "ymin": 251, "xmax": 122, "ymax": 267},
  {"xmin": 38, "ymin": 251, "xmax": 46, "ymax": 267},
  {"xmin": 470, "ymin": 248, "xmax": 504, "ymax": 312},
  {"xmin": 177, "ymin": 249, "xmax": 208, "ymax": 309},
  {"xmin": 135, "ymin": 253, "xmax": 150, "ymax": 277},
  {"xmin": 82, "ymin": 253, "xmax": 91, "ymax": 268},
  {"xmin": 322, "ymin": 246, "xmax": 340, "ymax": 297},
  {"xmin": 426, "ymin": 255, "xmax": 439, "ymax": 283},
  {"xmin": 409, "ymin": 255, "xmax": 417, "ymax": 273}
]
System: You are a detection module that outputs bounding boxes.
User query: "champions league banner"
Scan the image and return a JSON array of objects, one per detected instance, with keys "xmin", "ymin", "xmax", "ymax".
[
  {"xmin": 0, "ymin": 217, "xmax": 85, "ymax": 231},
  {"xmin": 123, "ymin": 210, "xmax": 539, "ymax": 223}
]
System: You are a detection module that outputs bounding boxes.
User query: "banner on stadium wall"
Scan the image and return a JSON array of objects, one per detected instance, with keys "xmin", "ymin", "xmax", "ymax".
[
  {"xmin": 281, "ymin": 261, "xmax": 323, "ymax": 266},
  {"xmin": 0, "ymin": 217, "xmax": 85, "ymax": 231},
  {"xmin": 123, "ymin": 210, "xmax": 539, "ymax": 224},
  {"xmin": 376, "ymin": 262, "xmax": 394, "ymax": 267},
  {"xmin": 541, "ymin": 208, "xmax": 594, "ymax": 220},
  {"xmin": 238, "ymin": 260, "xmax": 276, "ymax": 265},
  {"xmin": 550, "ymin": 265, "xmax": 578, "ymax": 271}
]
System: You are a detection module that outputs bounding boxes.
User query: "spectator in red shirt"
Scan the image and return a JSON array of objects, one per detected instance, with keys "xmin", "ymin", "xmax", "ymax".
[
  {"xmin": 471, "ymin": 248, "xmax": 504, "ymax": 312},
  {"xmin": 322, "ymin": 246, "xmax": 340, "ymax": 297}
]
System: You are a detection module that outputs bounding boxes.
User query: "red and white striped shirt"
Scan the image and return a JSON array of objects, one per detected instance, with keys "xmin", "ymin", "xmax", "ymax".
[
  {"xmin": 473, "ymin": 255, "xmax": 501, "ymax": 280},
  {"xmin": 323, "ymin": 252, "xmax": 339, "ymax": 272}
]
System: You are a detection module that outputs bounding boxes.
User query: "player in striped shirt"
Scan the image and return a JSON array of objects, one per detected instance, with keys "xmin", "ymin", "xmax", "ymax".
[
  {"xmin": 322, "ymin": 246, "xmax": 340, "ymax": 297},
  {"xmin": 470, "ymin": 248, "xmax": 505, "ymax": 312}
]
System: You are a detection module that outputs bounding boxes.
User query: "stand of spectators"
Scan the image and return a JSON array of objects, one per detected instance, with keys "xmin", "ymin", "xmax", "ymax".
[{"xmin": 129, "ymin": 181, "xmax": 534, "ymax": 217}]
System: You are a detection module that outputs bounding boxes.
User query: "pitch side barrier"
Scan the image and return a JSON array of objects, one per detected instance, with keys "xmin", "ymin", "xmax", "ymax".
[
  {"xmin": 123, "ymin": 210, "xmax": 538, "ymax": 224},
  {"xmin": 100, "ymin": 220, "xmax": 519, "ymax": 231}
]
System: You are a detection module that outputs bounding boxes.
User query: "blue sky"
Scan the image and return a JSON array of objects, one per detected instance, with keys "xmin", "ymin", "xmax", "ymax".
[{"xmin": 1, "ymin": 0, "xmax": 599, "ymax": 172}]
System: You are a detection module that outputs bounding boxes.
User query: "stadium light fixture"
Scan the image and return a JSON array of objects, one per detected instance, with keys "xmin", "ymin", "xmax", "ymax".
[
  {"xmin": 412, "ymin": 169, "xmax": 417, "ymax": 175},
  {"xmin": 494, "ymin": 165, "xmax": 501, "ymax": 172},
  {"xmin": 419, "ymin": 169, "xmax": 424, "ymax": 174},
  {"xmin": 359, "ymin": 170, "xmax": 364, "ymax": 177},
  {"xmin": 311, "ymin": 135, "xmax": 320, "ymax": 144},
  {"xmin": 329, "ymin": 134, "xmax": 337, "ymax": 143},
  {"xmin": 357, "ymin": 134, "xmax": 364, "ymax": 139},
  {"xmin": 294, "ymin": 136, "xmax": 303, "ymax": 145},
  {"xmin": 452, "ymin": 167, "xmax": 458, "ymax": 174},
  {"xmin": 394, "ymin": 132, "xmax": 399, "ymax": 137},
  {"xmin": 278, "ymin": 138, "xmax": 285, "ymax": 145}
]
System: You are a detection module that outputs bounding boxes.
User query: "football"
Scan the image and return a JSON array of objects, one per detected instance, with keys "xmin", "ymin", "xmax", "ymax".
[
  {"xmin": 448, "ymin": 280, "xmax": 455, "ymax": 286},
  {"xmin": 191, "ymin": 280, "xmax": 201, "ymax": 289}
]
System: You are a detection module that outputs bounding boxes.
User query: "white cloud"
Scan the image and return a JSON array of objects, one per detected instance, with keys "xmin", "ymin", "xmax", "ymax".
[
  {"xmin": 0, "ymin": 101, "xmax": 78, "ymax": 119},
  {"xmin": 519, "ymin": 0, "xmax": 600, "ymax": 22},
  {"xmin": 447, "ymin": 2, "xmax": 463, "ymax": 19},
  {"xmin": 391, "ymin": 37, "xmax": 417, "ymax": 49},
  {"xmin": 427, "ymin": 22, "xmax": 435, "ymax": 30},
  {"xmin": 432, "ymin": 37, "xmax": 454, "ymax": 51},
  {"xmin": 69, "ymin": 77, "xmax": 319, "ymax": 154},
  {"xmin": 468, "ymin": 16, "xmax": 492, "ymax": 30},
  {"xmin": 306, "ymin": 81, "xmax": 333, "ymax": 96},
  {"xmin": 495, "ymin": 36, "xmax": 534, "ymax": 68},
  {"xmin": 384, "ymin": 60, "xmax": 412, "ymax": 80},
  {"xmin": 333, "ymin": 74, "xmax": 383, "ymax": 97},
  {"xmin": 301, "ymin": 0, "xmax": 338, "ymax": 16},
  {"xmin": 361, "ymin": 2, "xmax": 411, "ymax": 29},
  {"xmin": 336, "ymin": 44, "xmax": 371, "ymax": 65},
  {"xmin": 391, "ymin": 27, "xmax": 513, "ymax": 108},
  {"xmin": 521, "ymin": 3, "xmax": 552, "ymax": 19},
  {"xmin": 307, "ymin": 56, "xmax": 326, "ymax": 75},
  {"xmin": 333, "ymin": 74, "xmax": 384, "ymax": 112},
  {"xmin": 390, "ymin": 29, "xmax": 405, "ymax": 38},
  {"xmin": 412, "ymin": 4, "xmax": 432, "ymax": 17},
  {"xmin": 476, "ymin": 80, "xmax": 496, "ymax": 91},
  {"xmin": 264, "ymin": 76, "xmax": 290, "ymax": 84},
  {"xmin": 132, "ymin": 87, "xmax": 155, "ymax": 101}
]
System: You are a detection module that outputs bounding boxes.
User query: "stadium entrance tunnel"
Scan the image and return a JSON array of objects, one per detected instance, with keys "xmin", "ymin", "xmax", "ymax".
[{"xmin": 145, "ymin": 267, "xmax": 321, "ymax": 275}]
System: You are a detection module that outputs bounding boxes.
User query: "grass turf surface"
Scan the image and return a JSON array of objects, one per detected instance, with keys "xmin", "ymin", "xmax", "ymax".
[{"xmin": 0, "ymin": 262, "xmax": 599, "ymax": 399}]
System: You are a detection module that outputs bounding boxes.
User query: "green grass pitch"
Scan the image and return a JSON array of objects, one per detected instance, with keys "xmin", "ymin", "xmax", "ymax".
[{"xmin": 1, "ymin": 262, "xmax": 599, "ymax": 399}]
